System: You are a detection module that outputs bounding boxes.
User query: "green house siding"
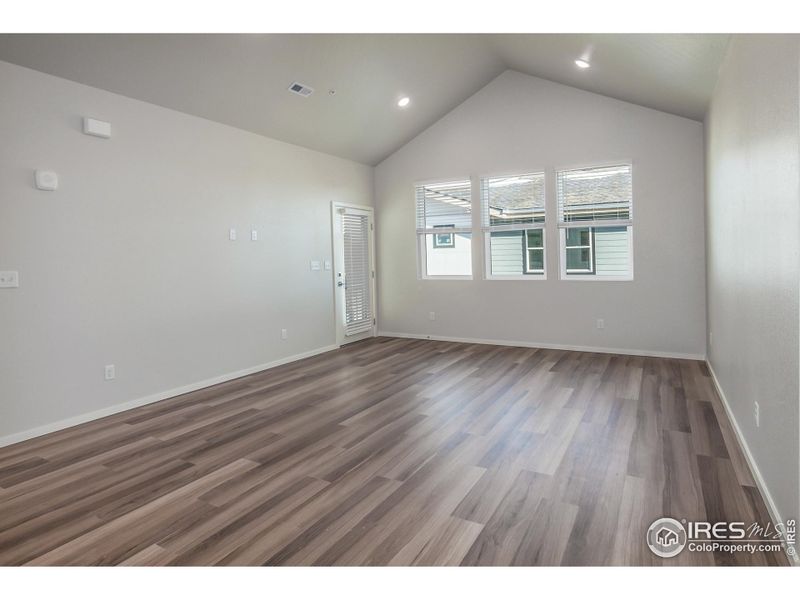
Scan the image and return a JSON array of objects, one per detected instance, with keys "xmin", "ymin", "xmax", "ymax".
[
  {"xmin": 490, "ymin": 230, "xmax": 524, "ymax": 275},
  {"xmin": 594, "ymin": 226, "xmax": 629, "ymax": 275}
]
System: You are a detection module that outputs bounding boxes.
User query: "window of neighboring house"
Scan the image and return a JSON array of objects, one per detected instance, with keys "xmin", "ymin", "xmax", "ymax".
[
  {"xmin": 557, "ymin": 164, "xmax": 633, "ymax": 280},
  {"xmin": 432, "ymin": 225, "xmax": 455, "ymax": 248},
  {"xmin": 415, "ymin": 179, "xmax": 472, "ymax": 278},
  {"xmin": 481, "ymin": 172, "xmax": 546, "ymax": 279}
]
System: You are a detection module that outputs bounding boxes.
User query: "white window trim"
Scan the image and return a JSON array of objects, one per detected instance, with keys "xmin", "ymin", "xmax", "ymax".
[
  {"xmin": 556, "ymin": 162, "xmax": 634, "ymax": 282},
  {"xmin": 415, "ymin": 177, "xmax": 474, "ymax": 281},
  {"xmin": 480, "ymin": 170, "xmax": 547, "ymax": 281}
]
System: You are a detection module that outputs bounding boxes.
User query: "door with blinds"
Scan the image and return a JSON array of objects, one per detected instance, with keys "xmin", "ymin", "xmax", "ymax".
[{"xmin": 332, "ymin": 203, "xmax": 376, "ymax": 345}]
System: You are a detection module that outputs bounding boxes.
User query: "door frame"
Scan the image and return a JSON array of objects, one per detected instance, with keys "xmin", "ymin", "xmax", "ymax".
[{"xmin": 331, "ymin": 201, "xmax": 377, "ymax": 346}]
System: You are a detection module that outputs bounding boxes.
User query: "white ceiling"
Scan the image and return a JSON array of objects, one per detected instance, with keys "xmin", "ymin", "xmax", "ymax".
[{"xmin": 0, "ymin": 34, "xmax": 729, "ymax": 165}]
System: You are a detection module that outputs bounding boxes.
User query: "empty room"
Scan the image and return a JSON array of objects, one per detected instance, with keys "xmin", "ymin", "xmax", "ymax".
[{"xmin": 1, "ymin": 4, "xmax": 799, "ymax": 589}]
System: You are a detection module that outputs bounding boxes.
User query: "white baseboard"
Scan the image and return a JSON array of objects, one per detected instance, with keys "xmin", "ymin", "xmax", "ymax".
[
  {"xmin": 0, "ymin": 344, "xmax": 339, "ymax": 450},
  {"xmin": 706, "ymin": 361, "xmax": 799, "ymax": 566},
  {"xmin": 378, "ymin": 331, "xmax": 706, "ymax": 361}
]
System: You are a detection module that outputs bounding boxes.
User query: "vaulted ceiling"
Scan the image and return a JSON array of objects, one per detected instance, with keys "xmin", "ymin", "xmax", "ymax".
[{"xmin": 0, "ymin": 34, "xmax": 729, "ymax": 165}]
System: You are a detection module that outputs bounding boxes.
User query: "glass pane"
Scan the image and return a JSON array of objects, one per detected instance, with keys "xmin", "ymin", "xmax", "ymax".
[
  {"xmin": 591, "ymin": 225, "xmax": 630, "ymax": 277},
  {"xmin": 483, "ymin": 173, "xmax": 546, "ymax": 226},
  {"xmin": 566, "ymin": 247, "xmax": 592, "ymax": 271},
  {"xmin": 527, "ymin": 249, "xmax": 544, "ymax": 271},
  {"xmin": 565, "ymin": 227, "xmax": 591, "ymax": 247},
  {"xmin": 558, "ymin": 164, "xmax": 632, "ymax": 222},
  {"xmin": 425, "ymin": 233, "xmax": 472, "ymax": 276},
  {"xmin": 526, "ymin": 229, "xmax": 543, "ymax": 249},
  {"xmin": 489, "ymin": 230, "xmax": 524, "ymax": 276},
  {"xmin": 416, "ymin": 180, "xmax": 472, "ymax": 229}
]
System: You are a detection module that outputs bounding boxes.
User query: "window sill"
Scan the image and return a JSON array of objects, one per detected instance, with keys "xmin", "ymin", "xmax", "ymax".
[
  {"xmin": 485, "ymin": 275, "xmax": 547, "ymax": 281},
  {"xmin": 560, "ymin": 275, "xmax": 633, "ymax": 282},
  {"xmin": 420, "ymin": 275, "xmax": 473, "ymax": 281}
]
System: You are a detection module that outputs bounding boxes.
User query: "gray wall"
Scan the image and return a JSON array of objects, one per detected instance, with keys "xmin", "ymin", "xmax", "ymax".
[
  {"xmin": 0, "ymin": 61, "xmax": 373, "ymax": 442},
  {"xmin": 705, "ymin": 35, "xmax": 800, "ymax": 527},
  {"xmin": 375, "ymin": 70, "xmax": 707, "ymax": 357}
]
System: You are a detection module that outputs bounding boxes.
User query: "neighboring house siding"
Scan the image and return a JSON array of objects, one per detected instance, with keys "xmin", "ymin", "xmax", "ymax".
[
  {"xmin": 594, "ymin": 226, "xmax": 628, "ymax": 275},
  {"xmin": 425, "ymin": 232, "xmax": 472, "ymax": 276},
  {"xmin": 490, "ymin": 231, "xmax": 524, "ymax": 275}
]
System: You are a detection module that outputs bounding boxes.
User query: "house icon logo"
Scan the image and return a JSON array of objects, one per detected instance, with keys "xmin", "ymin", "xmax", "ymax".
[{"xmin": 647, "ymin": 518, "xmax": 687, "ymax": 558}]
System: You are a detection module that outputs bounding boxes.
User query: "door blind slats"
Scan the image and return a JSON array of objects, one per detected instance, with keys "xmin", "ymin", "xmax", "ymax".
[
  {"xmin": 415, "ymin": 180, "xmax": 472, "ymax": 233},
  {"xmin": 557, "ymin": 164, "xmax": 632, "ymax": 226},
  {"xmin": 342, "ymin": 212, "xmax": 372, "ymax": 336},
  {"xmin": 481, "ymin": 173, "xmax": 545, "ymax": 229}
]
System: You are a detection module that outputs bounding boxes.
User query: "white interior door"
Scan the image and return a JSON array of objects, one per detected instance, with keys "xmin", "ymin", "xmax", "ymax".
[{"xmin": 332, "ymin": 203, "xmax": 376, "ymax": 345}]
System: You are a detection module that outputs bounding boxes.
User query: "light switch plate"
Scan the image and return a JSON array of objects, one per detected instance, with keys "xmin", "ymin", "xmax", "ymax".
[
  {"xmin": 310, "ymin": 260, "xmax": 321, "ymax": 271},
  {"xmin": 251, "ymin": 230, "xmax": 258, "ymax": 241},
  {"xmin": 0, "ymin": 271, "xmax": 19, "ymax": 288},
  {"xmin": 324, "ymin": 260, "xmax": 332, "ymax": 271},
  {"xmin": 229, "ymin": 228, "xmax": 237, "ymax": 241}
]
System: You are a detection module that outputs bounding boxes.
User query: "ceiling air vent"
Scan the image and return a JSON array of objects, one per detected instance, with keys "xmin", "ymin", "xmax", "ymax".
[{"xmin": 288, "ymin": 82, "xmax": 314, "ymax": 97}]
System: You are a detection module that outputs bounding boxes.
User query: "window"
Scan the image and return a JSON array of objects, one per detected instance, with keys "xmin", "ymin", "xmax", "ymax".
[
  {"xmin": 432, "ymin": 225, "xmax": 455, "ymax": 248},
  {"xmin": 557, "ymin": 164, "xmax": 633, "ymax": 280},
  {"xmin": 481, "ymin": 172, "xmax": 546, "ymax": 278},
  {"xmin": 415, "ymin": 180, "xmax": 472, "ymax": 278}
]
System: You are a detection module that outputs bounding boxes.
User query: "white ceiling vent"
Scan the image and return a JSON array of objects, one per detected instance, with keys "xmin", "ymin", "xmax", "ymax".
[{"xmin": 288, "ymin": 82, "xmax": 314, "ymax": 97}]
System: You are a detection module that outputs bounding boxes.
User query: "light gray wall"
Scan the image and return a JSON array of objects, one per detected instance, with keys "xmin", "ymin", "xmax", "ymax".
[
  {"xmin": 0, "ymin": 61, "xmax": 373, "ymax": 442},
  {"xmin": 705, "ymin": 35, "xmax": 800, "ymax": 527},
  {"xmin": 375, "ymin": 70, "xmax": 707, "ymax": 357}
]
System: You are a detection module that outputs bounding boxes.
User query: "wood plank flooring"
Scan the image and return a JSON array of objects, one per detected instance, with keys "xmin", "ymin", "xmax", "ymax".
[{"xmin": 0, "ymin": 337, "xmax": 788, "ymax": 566}]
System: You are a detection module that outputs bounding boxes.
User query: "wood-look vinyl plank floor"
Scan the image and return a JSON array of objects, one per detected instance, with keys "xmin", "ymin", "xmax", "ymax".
[{"xmin": 0, "ymin": 337, "xmax": 789, "ymax": 566}]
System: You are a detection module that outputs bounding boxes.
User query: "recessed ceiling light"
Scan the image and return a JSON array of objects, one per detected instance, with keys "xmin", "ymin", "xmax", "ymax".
[
  {"xmin": 397, "ymin": 97, "xmax": 410, "ymax": 108},
  {"xmin": 574, "ymin": 59, "xmax": 590, "ymax": 69}
]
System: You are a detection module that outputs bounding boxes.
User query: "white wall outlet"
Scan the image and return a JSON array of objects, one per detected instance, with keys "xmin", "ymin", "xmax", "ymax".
[
  {"xmin": 596, "ymin": 318, "xmax": 605, "ymax": 330},
  {"xmin": 229, "ymin": 228, "xmax": 237, "ymax": 241},
  {"xmin": 310, "ymin": 260, "xmax": 321, "ymax": 271},
  {"xmin": 83, "ymin": 117, "xmax": 112, "ymax": 138},
  {"xmin": 104, "ymin": 364, "xmax": 115, "ymax": 381},
  {"xmin": 0, "ymin": 271, "xmax": 19, "ymax": 288},
  {"xmin": 429, "ymin": 311, "xmax": 436, "ymax": 321},
  {"xmin": 281, "ymin": 328, "xmax": 288, "ymax": 340},
  {"xmin": 754, "ymin": 401, "xmax": 760, "ymax": 427},
  {"xmin": 324, "ymin": 260, "xmax": 332, "ymax": 271},
  {"xmin": 251, "ymin": 229, "xmax": 258, "ymax": 241},
  {"xmin": 34, "ymin": 170, "xmax": 58, "ymax": 191}
]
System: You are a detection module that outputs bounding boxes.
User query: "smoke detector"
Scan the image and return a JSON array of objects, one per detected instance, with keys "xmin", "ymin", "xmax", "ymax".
[{"xmin": 288, "ymin": 82, "xmax": 314, "ymax": 97}]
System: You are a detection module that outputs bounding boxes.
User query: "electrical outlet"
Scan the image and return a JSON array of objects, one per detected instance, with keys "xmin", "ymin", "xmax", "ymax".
[
  {"xmin": 754, "ymin": 401, "xmax": 760, "ymax": 427},
  {"xmin": 429, "ymin": 312, "xmax": 436, "ymax": 321},
  {"xmin": 281, "ymin": 329, "xmax": 288, "ymax": 340},
  {"xmin": 596, "ymin": 318, "xmax": 605, "ymax": 330},
  {"xmin": 104, "ymin": 364, "xmax": 115, "ymax": 381},
  {"xmin": 229, "ymin": 228, "xmax": 237, "ymax": 241},
  {"xmin": 251, "ymin": 229, "xmax": 258, "ymax": 241},
  {"xmin": 0, "ymin": 271, "xmax": 19, "ymax": 288}
]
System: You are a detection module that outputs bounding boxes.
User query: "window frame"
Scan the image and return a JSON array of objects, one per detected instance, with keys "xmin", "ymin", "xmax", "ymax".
[
  {"xmin": 556, "ymin": 162, "xmax": 634, "ymax": 282},
  {"xmin": 524, "ymin": 229, "xmax": 545, "ymax": 274},
  {"xmin": 564, "ymin": 226, "xmax": 595, "ymax": 275},
  {"xmin": 415, "ymin": 177, "xmax": 474, "ymax": 281},
  {"xmin": 480, "ymin": 170, "xmax": 547, "ymax": 281}
]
